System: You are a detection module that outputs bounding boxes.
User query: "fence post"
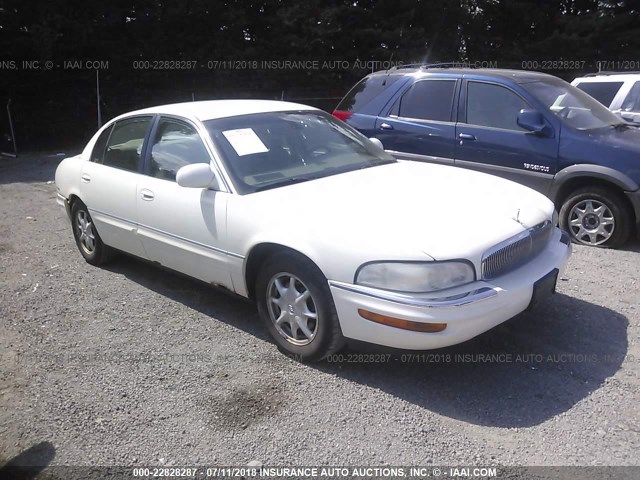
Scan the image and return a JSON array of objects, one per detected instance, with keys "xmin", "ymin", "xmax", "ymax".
[
  {"xmin": 96, "ymin": 70, "xmax": 102, "ymax": 129},
  {"xmin": 2, "ymin": 99, "xmax": 18, "ymax": 158}
]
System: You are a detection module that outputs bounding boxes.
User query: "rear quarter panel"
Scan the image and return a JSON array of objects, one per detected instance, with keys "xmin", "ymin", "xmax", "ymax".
[{"xmin": 55, "ymin": 154, "xmax": 84, "ymax": 201}]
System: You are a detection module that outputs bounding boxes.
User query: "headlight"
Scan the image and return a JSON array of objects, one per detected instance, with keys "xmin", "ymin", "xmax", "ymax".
[
  {"xmin": 552, "ymin": 210, "xmax": 559, "ymax": 226},
  {"xmin": 355, "ymin": 261, "xmax": 475, "ymax": 293}
]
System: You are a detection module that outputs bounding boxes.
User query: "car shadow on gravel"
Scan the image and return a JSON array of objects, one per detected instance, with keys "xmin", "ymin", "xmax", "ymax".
[
  {"xmin": 0, "ymin": 153, "xmax": 70, "ymax": 185},
  {"xmin": 318, "ymin": 293, "xmax": 629, "ymax": 428},
  {"xmin": 103, "ymin": 257, "xmax": 269, "ymax": 341},
  {"xmin": 0, "ymin": 441, "xmax": 56, "ymax": 480},
  {"xmin": 619, "ymin": 238, "xmax": 640, "ymax": 253},
  {"xmin": 105, "ymin": 255, "xmax": 628, "ymax": 429}
]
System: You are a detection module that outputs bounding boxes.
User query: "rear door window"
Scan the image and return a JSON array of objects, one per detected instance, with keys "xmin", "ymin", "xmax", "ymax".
[
  {"xmin": 395, "ymin": 80, "xmax": 456, "ymax": 121},
  {"xmin": 103, "ymin": 116, "xmax": 153, "ymax": 172},
  {"xmin": 90, "ymin": 125, "xmax": 113, "ymax": 163},
  {"xmin": 575, "ymin": 81, "xmax": 624, "ymax": 107}
]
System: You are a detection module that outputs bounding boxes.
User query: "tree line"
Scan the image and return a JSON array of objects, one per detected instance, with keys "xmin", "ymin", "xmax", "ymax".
[{"xmin": 0, "ymin": 0, "xmax": 638, "ymax": 149}]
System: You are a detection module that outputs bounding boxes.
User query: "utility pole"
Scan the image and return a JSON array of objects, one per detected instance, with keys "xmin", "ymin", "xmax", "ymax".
[{"xmin": 96, "ymin": 70, "xmax": 102, "ymax": 129}]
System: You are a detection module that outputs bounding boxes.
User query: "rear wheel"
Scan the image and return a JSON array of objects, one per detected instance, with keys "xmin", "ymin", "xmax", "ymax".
[
  {"xmin": 559, "ymin": 186, "xmax": 633, "ymax": 248},
  {"xmin": 256, "ymin": 252, "xmax": 344, "ymax": 362},
  {"xmin": 71, "ymin": 200, "xmax": 115, "ymax": 265}
]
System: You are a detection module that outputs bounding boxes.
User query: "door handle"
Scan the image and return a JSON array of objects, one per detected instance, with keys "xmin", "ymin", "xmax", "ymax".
[
  {"xmin": 140, "ymin": 189, "xmax": 155, "ymax": 201},
  {"xmin": 458, "ymin": 133, "xmax": 476, "ymax": 141},
  {"xmin": 81, "ymin": 174, "xmax": 91, "ymax": 183},
  {"xmin": 380, "ymin": 123, "xmax": 394, "ymax": 130}
]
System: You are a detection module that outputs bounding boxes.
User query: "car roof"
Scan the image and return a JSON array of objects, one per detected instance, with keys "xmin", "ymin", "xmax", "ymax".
[
  {"xmin": 115, "ymin": 99, "xmax": 318, "ymax": 123},
  {"xmin": 370, "ymin": 67, "xmax": 558, "ymax": 84},
  {"xmin": 574, "ymin": 73, "xmax": 640, "ymax": 82}
]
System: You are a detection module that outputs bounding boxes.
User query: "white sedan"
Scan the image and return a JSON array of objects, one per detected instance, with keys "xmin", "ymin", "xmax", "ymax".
[{"xmin": 55, "ymin": 100, "xmax": 572, "ymax": 361}]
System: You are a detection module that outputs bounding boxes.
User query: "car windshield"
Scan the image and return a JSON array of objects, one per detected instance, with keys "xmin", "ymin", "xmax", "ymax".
[
  {"xmin": 205, "ymin": 110, "xmax": 395, "ymax": 194},
  {"xmin": 527, "ymin": 78, "xmax": 626, "ymax": 130}
]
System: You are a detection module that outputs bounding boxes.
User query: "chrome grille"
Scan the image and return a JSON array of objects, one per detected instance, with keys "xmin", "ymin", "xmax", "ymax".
[{"xmin": 482, "ymin": 221, "xmax": 553, "ymax": 280}]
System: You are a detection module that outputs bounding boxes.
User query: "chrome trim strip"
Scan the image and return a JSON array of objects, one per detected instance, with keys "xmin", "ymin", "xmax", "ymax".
[
  {"xmin": 387, "ymin": 116, "xmax": 456, "ymax": 126},
  {"xmin": 481, "ymin": 220, "xmax": 553, "ymax": 280},
  {"xmin": 89, "ymin": 208, "xmax": 245, "ymax": 260},
  {"xmin": 482, "ymin": 220, "xmax": 551, "ymax": 259},
  {"xmin": 328, "ymin": 280, "xmax": 498, "ymax": 308},
  {"xmin": 88, "ymin": 207, "xmax": 135, "ymax": 226},
  {"xmin": 138, "ymin": 222, "xmax": 245, "ymax": 259}
]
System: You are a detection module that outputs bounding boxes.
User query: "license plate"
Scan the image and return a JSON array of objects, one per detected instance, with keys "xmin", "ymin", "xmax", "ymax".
[{"xmin": 528, "ymin": 268, "xmax": 559, "ymax": 310}]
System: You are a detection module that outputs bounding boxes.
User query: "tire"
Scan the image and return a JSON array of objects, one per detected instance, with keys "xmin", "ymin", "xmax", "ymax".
[
  {"xmin": 70, "ymin": 200, "xmax": 116, "ymax": 265},
  {"xmin": 255, "ymin": 252, "xmax": 344, "ymax": 362},
  {"xmin": 559, "ymin": 186, "xmax": 633, "ymax": 248}
]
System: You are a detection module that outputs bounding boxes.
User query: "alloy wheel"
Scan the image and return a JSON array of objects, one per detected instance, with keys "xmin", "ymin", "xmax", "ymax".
[
  {"xmin": 76, "ymin": 210, "xmax": 96, "ymax": 254},
  {"xmin": 266, "ymin": 272, "xmax": 319, "ymax": 345},
  {"xmin": 568, "ymin": 199, "xmax": 615, "ymax": 246}
]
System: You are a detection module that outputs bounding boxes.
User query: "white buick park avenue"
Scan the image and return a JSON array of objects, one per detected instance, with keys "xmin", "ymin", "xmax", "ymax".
[{"xmin": 55, "ymin": 100, "xmax": 572, "ymax": 361}]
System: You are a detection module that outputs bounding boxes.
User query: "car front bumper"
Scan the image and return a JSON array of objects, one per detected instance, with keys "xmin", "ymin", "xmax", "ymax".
[
  {"xmin": 56, "ymin": 192, "xmax": 72, "ymax": 221},
  {"xmin": 329, "ymin": 228, "xmax": 572, "ymax": 350}
]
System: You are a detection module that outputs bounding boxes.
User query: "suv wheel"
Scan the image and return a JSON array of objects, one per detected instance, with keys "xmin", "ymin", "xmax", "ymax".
[{"xmin": 559, "ymin": 186, "xmax": 633, "ymax": 248}]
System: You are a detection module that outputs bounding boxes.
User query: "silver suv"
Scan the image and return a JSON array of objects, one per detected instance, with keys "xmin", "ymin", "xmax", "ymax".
[{"xmin": 572, "ymin": 72, "xmax": 640, "ymax": 125}]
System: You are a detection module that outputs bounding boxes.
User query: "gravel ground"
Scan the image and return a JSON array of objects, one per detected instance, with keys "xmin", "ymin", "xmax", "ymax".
[{"xmin": 1, "ymin": 153, "xmax": 639, "ymax": 470}]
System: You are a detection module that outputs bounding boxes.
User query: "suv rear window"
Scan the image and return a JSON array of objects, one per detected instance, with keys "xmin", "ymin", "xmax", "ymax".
[
  {"xmin": 575, "ymin": 81, "xmax": 624, "ymax": 107},
  {"xmin": 336, "ymin": 74, "xmax": 404, "ymax": 112}
]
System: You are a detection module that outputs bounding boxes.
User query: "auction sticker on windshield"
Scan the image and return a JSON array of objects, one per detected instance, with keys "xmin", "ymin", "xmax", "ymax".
[{"xmin": 222, "ymin": 128, "xmax": 269, "ymax": 156}]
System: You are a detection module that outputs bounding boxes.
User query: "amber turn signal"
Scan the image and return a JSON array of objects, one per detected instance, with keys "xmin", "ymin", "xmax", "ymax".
[{"xmin": 358, "ymin": 309, "xmax": 447, "ymax": 333}]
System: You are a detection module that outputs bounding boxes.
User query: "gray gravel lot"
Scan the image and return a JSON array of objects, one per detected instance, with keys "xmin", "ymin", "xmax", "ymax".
[{"xmin": 1, "ymin": 153, "xmax": 639, "ymax": 469}]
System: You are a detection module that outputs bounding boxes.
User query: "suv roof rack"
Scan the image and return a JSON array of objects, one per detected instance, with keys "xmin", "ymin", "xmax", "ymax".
[
  {"xmin": 381, "ymin": 61, "xmax": 479, "ymax": 85},
  {"xmin": 389, "ymin": 62, "xmax": 479, "ymax": 71},
  {"xmin": 584, "ymin": 71, "xmax": 640, "ymax": 77}
]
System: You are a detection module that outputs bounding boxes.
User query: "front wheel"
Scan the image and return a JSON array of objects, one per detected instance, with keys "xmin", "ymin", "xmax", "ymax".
[
  {"xmin": 559, "ymin": 186, "xmax": 633, "ymax": 248},
  {"xmin": 256, "ymin": 252, "xmax": 344, "ymax": 362}
]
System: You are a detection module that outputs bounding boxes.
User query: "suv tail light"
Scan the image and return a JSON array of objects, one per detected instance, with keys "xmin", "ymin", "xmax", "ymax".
[{"xmin": 332, "ymin": 110, "xmax": 352, "ymax": 122}]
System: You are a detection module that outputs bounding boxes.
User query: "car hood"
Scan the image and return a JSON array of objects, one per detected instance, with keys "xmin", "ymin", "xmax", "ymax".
[
  {"xmin": 228, "ymin": 161, "xmax": 554, "ymax": 279},
  {"xmin": 583, "ymin": 124, "xmax": 640, "ymax": 151},
  {"xmin": 563, "ymin": 126, "xmax": 640, "ymax": 186}
]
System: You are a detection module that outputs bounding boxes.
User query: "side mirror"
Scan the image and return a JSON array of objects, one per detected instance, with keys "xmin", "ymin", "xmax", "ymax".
[
  {"xmin": 517, "ymin": 109, "xmax": 547, "ymax": 135},
  {"xmin": 369, "ymin": 137, "xmax": 384, "ymax": 150},
  {"xmin": 176, "ymin": 163, "xmax": 219, "ymax": 189},
  {"xmin": 619, "ymin": 111, "xmax": 640, "ymax": 125}
]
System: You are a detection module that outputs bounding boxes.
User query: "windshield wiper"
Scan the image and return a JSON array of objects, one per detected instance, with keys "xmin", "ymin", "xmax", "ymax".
[
  {"xmin": 612, "ymin": 122, "xmax": 630, "ymax": 130},
  {"xmin": 252, "ymin": 175, "xmax": 317, "ymax": 192},
  {"xmin": 369, "ymin": 158, "xmax": 396, "ymax": 166},
  {"xmin": 252, "ymin": 159, "xmax": 395, "ymax": 192},
  {"xmin": 354, "ymin": 158, "xmax": 396, "ymax": 171}
]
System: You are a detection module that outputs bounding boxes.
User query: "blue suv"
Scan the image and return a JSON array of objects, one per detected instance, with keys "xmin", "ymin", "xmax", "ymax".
[{"xmin": 334, "ymin": 66, "xmax": 640, "ymax": 248}]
